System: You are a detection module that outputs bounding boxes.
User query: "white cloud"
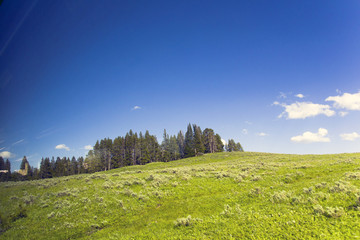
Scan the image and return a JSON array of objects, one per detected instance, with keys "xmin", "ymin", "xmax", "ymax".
[
  {"xmin": 272, "ymin": 101, "xmax": 280, "ymax": 106},
  {"xmin": 242, "ymin": 129, "xmax": 248, "ymax": 135},
  {"xmin": 291, "ymin": 128, "xmax": 330, "ymax": 143},
  {"xmin": 221, "ymin": 139, "xmax": 227, "ymax": 145},
  {"xmin": 84, "ymin": 145, "xmax": 93, "ymax": 150},
  {"xmin": 278, "ymin": 102, "xmax": 335, "ymax": 119},
  {"xmin": 0, "ymin": 147, "xmax": 4, "ymax": 151},
  {"xmin": 245, "ymin": 121, "xmax": 253, "ymax": 125},
  {"xmin": 55, "ymin": 144, "xmax": 70, "ymax": 151},
  {"xmin": 0, "ymin": 151, "xmax": 13, "ymax": 158},
  {"xmin": 340, "ymin": 132, "xmax": 360, "ymax": 141},
  {"xmin": 257, "ymin": 132, "xmax": 268, "ymax": 137},
  {"xmin": 326, "ymin": 92, "xmax": 360, "ymax": 110},
  {"xmin": 339, "ymin": 111, "xmax": 348, "ymax": 117},
  {"xmin": 295, "ymin": 94, "xmax": 304, "ymax": 98},
  {"xmin": 132, "ymin": 106, "xmax": 142, "ymax": 110}
]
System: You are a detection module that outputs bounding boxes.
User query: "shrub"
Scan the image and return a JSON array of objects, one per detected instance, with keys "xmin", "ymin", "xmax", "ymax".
[
  {"xmin": 329, "ymin": 181, "xmax": 356, "ymax": 194},
  {"xmin": 10, "ymin": 205, "xmax": 27, "ymax": 222},
  {"xmin": 174, "ymin": 215, "xmax": 201, "ymax": 227},
  {"xmin": 47, "ymin": 212, "xmax": 56, "ymax": 219},
  {"xmin": 251, "ymin": 175, "xmax": 262, "ymax": 181},
  {"xmin": 270, "ymin": 191, "xmax": 291, "ymax": 203},
  {"xmin": 303, "ymin": 187, "xmax": 314, "ymax": 195},
  {"xmin": 313, "ymin": 205, "xmax": 345, "ymax": 218},
  {"xmin": 324, "ymin": 207, "xmax": 345, "ymax": 218}
]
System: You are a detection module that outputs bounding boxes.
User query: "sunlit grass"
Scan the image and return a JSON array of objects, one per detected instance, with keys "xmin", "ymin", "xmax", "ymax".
[{"xmin": 1, "ymin": 152, "xmax": 360, "ymax": 239}]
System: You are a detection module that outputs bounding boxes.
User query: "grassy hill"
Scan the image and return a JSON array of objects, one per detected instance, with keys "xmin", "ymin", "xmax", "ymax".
[{"xmin": 1, "ymin": 152, "xmax": 360, "ymax": 239}]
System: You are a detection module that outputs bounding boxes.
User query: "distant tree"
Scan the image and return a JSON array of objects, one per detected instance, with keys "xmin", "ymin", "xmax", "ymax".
[
  {"xmin": 176, "ymin": 131, "xmax": 185, "ymax": 158},
  {"xmin": 215, "ymin": 134, "xmax": 224, "ymax": 152},
  {"xmin": 184, "ymin": 123, "xmax": 195, "ymax": 158},
  {"xmin": 161, "ymin": 129, "xmax": 171, "ymax": 162},
  {"xmin": 203, "ymin": 128, "xmax": 216, "ymax": 153},
  {"xmin": 193, "ymin": 124, "xmax": 205, "ymax": 155},
  {"xmin": 70, "ymin": 156, "xmax": 77, "ymax": 175},
  {"xmin": 40, "ymin": 157, "xmax": 52, "ymax": 178},
  {"xmin": 0, "ymin": 157, "xmax": 5, "ymax": 170},
  {"xmin": 4, "ymin": 159, "xmax": 10, "ymax": 172},
  {"xmin": 226, "ymin": 139, "xmax": 244, "ymax": 152},
  {"xmin": 77, "ymin": 157, "xmax": 85, "ymax": 174},
  {"xmin": 20, "ymin": 156, "xmax": 29, "ymax": 170}
]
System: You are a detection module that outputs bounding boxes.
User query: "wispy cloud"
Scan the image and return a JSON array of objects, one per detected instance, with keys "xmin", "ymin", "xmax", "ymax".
[
  {"xmin": 242, "ymin": 129, "xmax": 248, "ymax": 135},
  {"xmin": 36, "ymin": 127, "xmax": 61, "ymax": 139},
  {"xmin": 132, "ymin": 106, "xmax": 142, "ymax": 111},
  {"xmin": 245, "ymin": 121, "xmax": 253, "ymax": 125},
  {"xmin": 277, "ymin": 102, "xmax": 335, "ymax": 119},
  {"xmin": 257, "ymin": 132, "xmax": 268, "ymax": 137},
  {"xmin": 0, "ymin": 151, "xmax": 14, "ymax": 158},
  {"xmin": 55, "ymin": 144, "xmax": 70, "ymax": 151},
  {"xmin": 340, "ymin": 132, "xmax": 360, "ymax": 141},
  {"xmin": 12, "ymin": 139, "xmax": 24, "ymax": 145},
  {"xmin": 326, "ymin": 91, "xmax": 360, "ymax": 111},
  {"xmin": 0, "ymin": 147, "xmax": 4, "ymax": 151},
  {"xmin": 0, "ymin": 0, "xmax": 38, "ymax": 56},
  {"xmin": 291, "ymin": 128, "xmax": 330, "ymax": 143}
]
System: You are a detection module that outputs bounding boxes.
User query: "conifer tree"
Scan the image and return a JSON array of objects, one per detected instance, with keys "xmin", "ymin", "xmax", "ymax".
[
  {"xmin": 215, "ymin": 134, "xmax": 224, "ymax": 152},
  {"xmin": 184, "ymin": 123, "xmax": 195, "ymax": 158},
  {"xmin": 20, "ymin": 156, "xmax": 29, "ymax": 170},
  {"xmin": 193, "ymin": 124, "xmax": 205, "ymax": 155},
  {"xmin": 176, "ymin": 131, "xmax": 185, "ymax": 158},
  {"xmin": 0, "ymin": 157, "xmax": 5, "ymax": 170},
  {"xmin": 5, "ymin": 159, "xmax": 10, "ymax": 173}
]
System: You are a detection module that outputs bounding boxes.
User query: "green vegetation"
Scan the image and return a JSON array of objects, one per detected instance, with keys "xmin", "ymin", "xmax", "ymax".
[{"xmin": 1, "ymin": 152, "xmax": 360, "ymax": 239}]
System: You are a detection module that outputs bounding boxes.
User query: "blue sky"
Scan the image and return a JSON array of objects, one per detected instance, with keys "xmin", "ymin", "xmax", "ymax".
[{"xmin": 1, "ymin": 0, "xmax": 360, "ymax": 169}]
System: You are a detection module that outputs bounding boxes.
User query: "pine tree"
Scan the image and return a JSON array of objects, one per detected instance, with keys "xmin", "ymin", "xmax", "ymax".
[
  {"xmin": 193, "ymin": 124, "xmax": 205, "ymax": 155},
  {"xmin": 5, "ymin": 159, "xmax": 10, "ymax": 172},
  {"xmin": 184, "ymin": 123, "xmax": 195, "ymax": 158},
  {"xmin": 0, "ymin": 157, "xmax": 5, "ymax": 170},
  {"xmin": 176, "ymin": 131, "xmax": 185, "ymax": 158},
  {"xmin": 161, "ymin": 129, "xmax": 171, "ymax": 162},
  {"xmin": 203, "ymin": 128, "xmax": 216, "ymax": 153},
  {"xmin": 215, "ymin": 134, "xmax": 224, "ymax": 152},
  {"xmin": 20, "ymin": 156, "xmax": 29, "ymax": 170}
]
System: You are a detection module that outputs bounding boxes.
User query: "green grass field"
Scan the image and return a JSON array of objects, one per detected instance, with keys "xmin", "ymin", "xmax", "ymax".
[{"xmin": 1, "ymin": 152, "xmax": 360, "ymax": 239}]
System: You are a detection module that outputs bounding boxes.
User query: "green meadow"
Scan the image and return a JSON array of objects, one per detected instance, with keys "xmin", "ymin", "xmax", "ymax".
[{"xmin": 1, "ymin": 152, "xmax": 360, "ymax": 239}]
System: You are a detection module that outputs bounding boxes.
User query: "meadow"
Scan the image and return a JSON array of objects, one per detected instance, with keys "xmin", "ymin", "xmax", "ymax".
[{"xmin": 1, "ymin": 152, "xmax": 360, "ymax": 239}]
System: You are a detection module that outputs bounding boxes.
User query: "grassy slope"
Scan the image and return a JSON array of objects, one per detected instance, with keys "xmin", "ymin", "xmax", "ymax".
[{"xmin": 1, "ymin": 152, "xmax": 360, "ymax": 239}]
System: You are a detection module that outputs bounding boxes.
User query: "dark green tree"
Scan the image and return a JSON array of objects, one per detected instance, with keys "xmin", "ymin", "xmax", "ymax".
[
  {"xmin": 20, "ymin": 156, "xmax": 29, "ymax": 170},
  {"xmin": 215, "ymin": 134, "xmax": 224, "ymax": 152},
  {"xmin": 184, "ymin": 123, "xmax": 195, "ymax": 158},
  {"xmin": 176, "ymin": 131, "xmax": 185, "ymax": 158},
  {"xmin": 193, "ymin": 124, "xmax": 205, "ymax": 155},
  {"xmin": 0, "ymin": 157, "xmax": 4, "ymax": 170}
]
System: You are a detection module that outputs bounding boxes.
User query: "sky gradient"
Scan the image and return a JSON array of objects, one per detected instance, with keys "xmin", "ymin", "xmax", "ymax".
[{"xmin": 1, "ymin": 0, "xmax": 360, "ymax": 170}]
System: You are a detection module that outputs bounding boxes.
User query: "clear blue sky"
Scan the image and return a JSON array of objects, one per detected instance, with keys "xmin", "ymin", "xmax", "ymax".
[{"xmin": 1, "ymin": 0, "xmax": 360, "ymax": 169}]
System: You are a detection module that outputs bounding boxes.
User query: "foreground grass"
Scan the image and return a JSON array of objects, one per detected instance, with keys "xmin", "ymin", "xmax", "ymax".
[{"xmin": 1, "ymin": 152, "xmax": 360, "ymax": 239}]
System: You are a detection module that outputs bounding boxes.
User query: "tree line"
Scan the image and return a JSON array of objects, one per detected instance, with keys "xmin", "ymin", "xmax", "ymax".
[{"xmin": 0, "ymin": 123, "xmax": 243, "ymax": 181}]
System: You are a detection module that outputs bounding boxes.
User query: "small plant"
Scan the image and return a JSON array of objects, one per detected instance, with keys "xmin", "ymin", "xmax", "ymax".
[
  {"xmin": 270, "ymin": 191, "xmax": 291, "ymax": 203},
  {"xmin": 249, "ymin": 187, "xmax": 262, "ymax": 197},
  {"xmin": 251, "ymin": 175, "xmax": 262, "ymax": 181},
  {"xmin": 324, "ymin": 207, "xmax": 345, "ymax": 218},
  {"xmin": 303, "ymin": 187, "xmax": 314, "ymax": 194},
  {"xmin": 47, "ymin": 212, "xmax": 56, "ymax": 219},
  {"xmin": 174, "ymin": 215, "xmax": 201, "ymax": 227}
]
